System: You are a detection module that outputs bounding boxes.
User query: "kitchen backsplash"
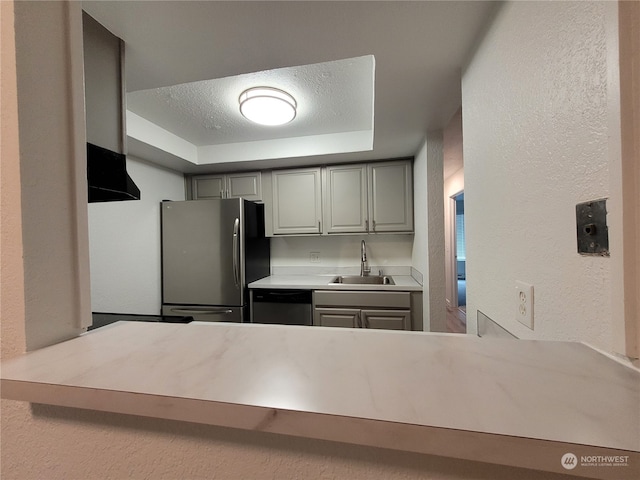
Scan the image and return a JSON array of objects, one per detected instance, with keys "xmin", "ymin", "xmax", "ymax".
[{"xmin": 270, "ymin": 234, "xmax": 414, "ymax": 269}]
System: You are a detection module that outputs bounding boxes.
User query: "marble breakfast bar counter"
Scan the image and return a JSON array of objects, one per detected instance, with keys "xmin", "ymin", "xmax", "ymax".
[{"xmin": 1, "ymin": 321, "xmax": 639, "ymax": 479}]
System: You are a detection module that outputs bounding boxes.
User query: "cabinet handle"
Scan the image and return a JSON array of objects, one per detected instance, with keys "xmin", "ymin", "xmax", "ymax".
[
  {"xmin": 365, "ymin": 219, "xmax": 369, "ymax": 231},
  {"xmin": 372, "ymin": 220, "xmax": 376, "ymax": 231},
  {"xmin": 356, "ymin": 311, "xmax": 362, "ymax": 328},
  {"xmin": 318, "ymin": 221, "xmax": 321, "ymax": 232},
  {"xmin": 220, "ymin": 190, "xmax": 224, "ymax": 199}
]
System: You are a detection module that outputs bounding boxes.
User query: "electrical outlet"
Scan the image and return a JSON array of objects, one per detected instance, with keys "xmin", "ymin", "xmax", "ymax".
[
  {"xmin": 515, "ymin": 281, "xmax": 534, "ymax": 329},
  {"xmin": 310, "ymin": 252, "xmax": 320, "ymax": 263}
]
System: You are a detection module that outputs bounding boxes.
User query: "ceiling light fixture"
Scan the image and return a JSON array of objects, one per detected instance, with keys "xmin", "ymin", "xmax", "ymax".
[{"xmin": 239, "ymin": 87, "xmax": 297, "ymax": 126}]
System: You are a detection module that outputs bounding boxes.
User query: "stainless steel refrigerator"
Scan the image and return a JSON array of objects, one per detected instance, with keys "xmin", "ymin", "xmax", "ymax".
[{"xmin": 161, "ymin": 198, "xmax": 270, "ymax": 322}]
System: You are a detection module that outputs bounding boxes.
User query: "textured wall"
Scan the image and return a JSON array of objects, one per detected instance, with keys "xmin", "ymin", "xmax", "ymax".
[
  {"xmin": 0, "ymin": 2, "xmax": 585, "ymax": 479},
  {"xmin": 12, "ymin": 0, "xmax": 91, "ymax": 349},
  {"xmin": 412, "ymin": 139, "xmax": 428, "ymax": 326},
  {"xmin": 412, "ymin": 134, "xmax": 446, "ymax": 331},
  {"xmin": 443, "ymin": 109, "xmax": 464, "ymax": 311},
  {"xmin": 425, "ymin": 133, "xmax": 446, "ymax": 331},
  {"xmin": 0, "ymin": 0, "xmax": 26, "ymax": 359},
  {"xmin": 88, "ymin": 158, "xmax": 185, "ymax": 314},
  {"xmin": 0, "ymin": 402, "xmax": 581, "ymax": 480},
  {"xmin": 462, "ymin": 1, "xmax": 620, "ymax": 347}
]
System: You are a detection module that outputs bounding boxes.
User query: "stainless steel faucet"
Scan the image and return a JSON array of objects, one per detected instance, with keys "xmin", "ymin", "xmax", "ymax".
[{"xmin": 360, "ymin": 240, "xmax": 371, "ymax": 276}]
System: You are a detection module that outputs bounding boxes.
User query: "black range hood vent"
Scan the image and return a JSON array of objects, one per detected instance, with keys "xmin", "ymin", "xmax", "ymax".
[{"xmin": 87, "ymin": 143, "xmax": 140, "ymax": 203}]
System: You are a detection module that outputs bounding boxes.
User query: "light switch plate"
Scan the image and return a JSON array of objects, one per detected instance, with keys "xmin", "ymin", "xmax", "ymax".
[
  {"xmin": 515, "ymin": 281, "xmax": 534, "ymax": 330},
  {"xmin": 310, "ymin": 252, "xmax": 320, "ymax": 263}
]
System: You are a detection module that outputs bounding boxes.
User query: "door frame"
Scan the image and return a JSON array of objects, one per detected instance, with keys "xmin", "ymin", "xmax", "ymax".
[{"xmin": 448, "ymin": 189, "xmax": 464, "ymax": 309}]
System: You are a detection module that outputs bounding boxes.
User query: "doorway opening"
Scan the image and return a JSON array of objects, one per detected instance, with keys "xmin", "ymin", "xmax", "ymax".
[
  {"xmin": 445, "ymin": 189, "xmax": 467, "ymax": 334},
  {"xmin": 453, "ymin": 191, "xmax": 466, "ymax": 311}
]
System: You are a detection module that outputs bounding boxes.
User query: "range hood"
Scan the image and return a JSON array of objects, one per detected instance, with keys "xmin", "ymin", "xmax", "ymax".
[
  {"xmin": 84, "ymin": 12, "xmax": 140, "ymax": 203},
  {"xmin": 87, "ymin": 143, "xmax": 140, "ymax": 202}
]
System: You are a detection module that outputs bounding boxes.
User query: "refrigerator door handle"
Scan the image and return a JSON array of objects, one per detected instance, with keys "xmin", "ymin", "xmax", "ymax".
[
  {"xmin": 169, "ymin": 307, "xmax": 233, "ymax": 315},
  {"xmin": 232, "ymin": 217, "xmax": 240, "ymax": 288}
]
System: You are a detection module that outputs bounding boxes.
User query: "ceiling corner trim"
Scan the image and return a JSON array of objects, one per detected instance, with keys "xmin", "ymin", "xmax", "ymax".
[
  {"xmin": 197, "ymin": 131, "xmax": 374, "ymax": 165},
  {"xmin": 126, "ymin": 110, "xmax": 198, "ymax": 164}
]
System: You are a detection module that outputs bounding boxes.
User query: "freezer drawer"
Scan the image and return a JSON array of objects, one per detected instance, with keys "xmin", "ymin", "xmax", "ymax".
[{"xmin": 162, "ymin": 305, "xmax": 244, "ymax": 323}]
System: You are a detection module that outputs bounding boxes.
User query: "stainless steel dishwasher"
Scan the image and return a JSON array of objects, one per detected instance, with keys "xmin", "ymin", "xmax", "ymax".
[{"xmin": 250, "ymin": 289, "xmax": 313, "ymax": 326}]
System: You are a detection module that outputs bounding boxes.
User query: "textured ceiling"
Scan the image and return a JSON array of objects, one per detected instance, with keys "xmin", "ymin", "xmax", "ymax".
[
  {"xmin": 127, "ymin": 56, "xmax": 374, "ymax": 146},
  {"xmin": 82, "ymin": 1, "xmax": 499, "ymax": 172}
]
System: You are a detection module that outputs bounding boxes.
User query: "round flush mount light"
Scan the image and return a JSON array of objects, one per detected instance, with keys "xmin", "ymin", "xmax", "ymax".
[{"xmin": 239, "ymin": 87, "xmax": 297, "ymax": 126}]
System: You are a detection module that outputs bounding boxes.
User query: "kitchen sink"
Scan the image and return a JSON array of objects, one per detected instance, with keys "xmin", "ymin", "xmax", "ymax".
[{"xmin": 330, "ymin": 275, "xmax": 395, "ymax": 285}]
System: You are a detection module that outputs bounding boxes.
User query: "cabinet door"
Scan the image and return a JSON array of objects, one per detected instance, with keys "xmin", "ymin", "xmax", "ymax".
[
  {"xmin": 314, "ymin": 308, "xmax": 360, "ymax": 328},
  {"xmin": 272, "ymin": 168, "xmax": 322, "ymax": 234},
  {"xmin": 324, "ymin": 164, "xmax": 368, "ymax": 234},
  {"xmin": 226, "ymin": 172, "xmax": 262, "ymax": 202},
  {"xmin": 192, "ymin": 175, "xmax": 225, "ymax": 200},
  {"xmin": 368, "ymin": 161, "xmax": 413, "ymax": 232},
  {"xmin": 361, "ymin": 309, "xmax": 411, "ymax": 330}
]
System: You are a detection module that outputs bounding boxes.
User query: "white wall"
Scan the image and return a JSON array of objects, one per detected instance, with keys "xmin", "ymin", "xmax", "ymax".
[
  {"xmin": 444, "ymin": 168, "xmax": 464, "ymax": 308},
  {"xmin": 88, "ymin": 157, "xmax": 185, "ymax": 314},
  {"xmin": 2, "ymin": 2, "xmax": 613, "ymax": 479},
  {"xmin": 443, "ymin": 109, "xmax": 464, "ymax": 309},
  {"xmin": 12, "ymin": 0, "xmax": 91, "ymax": 349},
  {"xmin": 270, "ymin": 235, "xmax": 413, "ymax": 271},
  {"xmin": 462, "ymin": 1, "xmax": 622, "ymax": 351},
  {"xmin": 412, "ymin": 142, "xmax": 427, "ymax": 285},
  {"xmin": 412, "ymin": 134, "xmax": 446, "ymax": 331}
]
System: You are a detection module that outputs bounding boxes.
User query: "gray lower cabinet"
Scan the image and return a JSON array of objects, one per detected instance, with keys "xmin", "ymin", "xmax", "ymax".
[
  {"xmin": 361, "ymin": 309, "xmax": 411, "ymax": 330},
  {"xmin": 313, "ymin": 290, "xmax": 412, "ymax": 331},
  {"xmin": 315, "ymin": 308, "xmax": 360, "ymax": 328}
]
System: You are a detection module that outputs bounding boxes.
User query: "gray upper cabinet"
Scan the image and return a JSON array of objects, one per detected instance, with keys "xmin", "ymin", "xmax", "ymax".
[
  {"xmin": 226, "ymin": 172, "xmax": 262, "ymax": 201},
  {"xmin": 368, "ymin": 160, "xmax": 413, "ymax": 232},
  {"xmin": 324, "ymin": 164, "xmax": 368, "ymax": 234},
  {"xmin": 192, "ymin": 172, "xmax": 262, "ymax": 201},
  {"xmin": 192, "ymin": 175, "xmax": 225, "ymax": 200},
  {"xmin": 323, "ymin": 160, "xmax": 413, "ymax": 234},
  {"xmin": 272, "ymin": 168, "xmax": 322, "ymax": 235},
  {"xmin": 198, "ymin": 160, "xmax": 412, "ymax": 236}
]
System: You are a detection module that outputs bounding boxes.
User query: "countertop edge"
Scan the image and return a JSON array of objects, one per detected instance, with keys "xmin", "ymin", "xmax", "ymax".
[
  {"xmin": 2, "ymin": 378, "xmax": 637, "ymax": 479},
  {"xmin": 248, "ymin": 274, "xmax": 423, "ymax": 291}
]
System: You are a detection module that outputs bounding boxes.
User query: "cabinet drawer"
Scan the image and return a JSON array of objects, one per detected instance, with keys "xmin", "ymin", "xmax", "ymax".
[
  {"xmin": 362, "ymin": 309, "xmax": 410, "ymax": 330},
  {"xmin": 313, "ymin": 290, "xmax": 410, "ymax": 309},
  {"xmin": 314, "ymin": 308, "xmax": 360, "ymax": 328}
]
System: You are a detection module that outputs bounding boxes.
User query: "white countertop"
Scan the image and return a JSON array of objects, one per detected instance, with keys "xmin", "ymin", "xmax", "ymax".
[
  {"xmin": 248, "ymin": 274, "xmax": 422, "ymax": 291},
  {"xmin": 1, "ymin": 322, "xmax": 638, "ymax": 479}
]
